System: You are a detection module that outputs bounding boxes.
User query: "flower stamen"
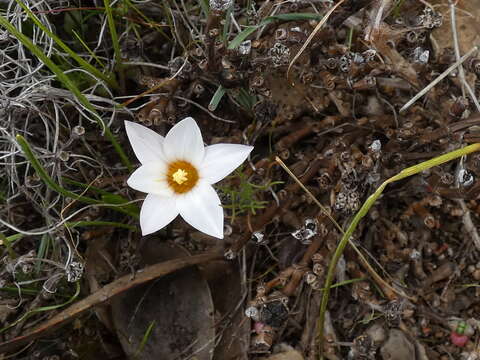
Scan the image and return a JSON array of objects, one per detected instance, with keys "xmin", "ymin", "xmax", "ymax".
[
  {"xmin": 167, "ymin": 160, "xmax": 199, "ymax": 194},
  {"xmin": 172, "ymin": 169, "xmax": 188, "ymax": 184}
]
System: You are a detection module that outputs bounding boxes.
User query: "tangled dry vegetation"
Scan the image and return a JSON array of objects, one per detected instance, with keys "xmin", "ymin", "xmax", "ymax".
[{"xmin": 1, "ymin": 0, "xmax": 480, "ymax": 359}]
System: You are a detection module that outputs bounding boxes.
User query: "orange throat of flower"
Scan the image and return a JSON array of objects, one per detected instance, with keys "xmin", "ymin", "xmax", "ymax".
[{"xmin": 167, "ymin": 160, "xmax": 199, "ymax": 194}]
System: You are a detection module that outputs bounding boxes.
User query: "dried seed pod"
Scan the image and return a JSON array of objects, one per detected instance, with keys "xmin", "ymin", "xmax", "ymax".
[
  {"xmin": 252, "ymin": 231, "xmax": 267, "ymax": 245},
  {"xmin": 417, "ymin": 7, "xmax": 443, "ymax": 28},
  {"xmin": 268, "ymin": 43, "xmax": 290, "ymax": 67},
  {"xmin": 224, "ymin": 249, "xmax": 236, "ymax": 259},
  {"xmin": 361, "ymin": 155, "xmax": 374, "ymax": 169},
  {"xmin": 312, "ymin": 263, "xmax": 324, "ymax": 277},
  {"xmin": 149, "ymin": 97, "xmax": 170, "ymax": 125},
  {"xmin": 301, "ymin": 71, "xmax": 314, "ymax": 84},
  {"xmin": 406, "ymin": 31, "xmax": 419, "ymax": 43},
  {"xmin": 449, "ymin": 97, "xmax": 469, "ymax": 118},
  {"xmin": 441, "ymin": 172, "xmax": 455, "ymax": 185},
  {"xmin": 351, "ymin": 334, "xmax": 376, "ymax": 358},
  {"xmin": 412, "ymin": 47, "xmax": 429, "ymax": 64},
  {"xmin": 250, "ymin": 75, "xmax": 265, "ymax": 88},
  {"xmin": 221, "ymin": 57, "xmax": 234, "ymax": 70},
  {"xmin": 275, "ymin": 28, "xmax": 287, "ymax": 41},
  {"xmin": 291, "ymin": 218, "xmax": 318, "ymax": 244},
  {"xmin": 259, "ymin": 300, "xmax": 289, "ymax": 328},
  {"xmin": 198, "ymin": 57, "xmax": 209, "ymax": 71},
  {"xmin": 326, "ymin": 57, "xmax": 338, "ymax": 69},
  {"xmin": 252, "ymin": 324, "xmax": 274, "ymax": 350},
  {"xmin": 467, "ymin": 58, "xmax": 480, "ymax": 75},
  {"xmin": 168, "ymin": 57, "xmax": 193, "ymax": 80},
  {"xmin": 72, "ymin": 125, "xmax": 85, "ymax": 137},
  {"xmin": 458, "ymin": 169, "xmax": 475, "ymax": 187},
  {"xmin": 319, "ymin": 70, "xmax": 336, "ymax": 90},
  {"xmin": 245, "ymin": 306, "xmax": 260, "ymax": 321},
  {"xmin": 311, "ymin": 280, "xmax": 323, "ymax": 290},
  {"xmin": 209, "ymin": 0, "xmax": 232, "ymax": 12},
  {"xmin": 384, "ymin": 300, "xmax": 404, "ymax": 326},
  {"xmin": 334, "ymin": 191, "xmax": 348, "ymax": 212},
  {"xmin": 411, "ymin": 202, "xmax": 436, "ymax": 229},
  {"xmin": 311, "ymin": 253, "xmax": 324, "ymax": 263},
  {"xmin": 208, "ymin": 28, "xmax": 220, "ymax": 38},
  {"xmin": 304, "ymin": 271, "xmax": 317, "ymax": 285},
  {"xmin": 65, "ymin": 261, "xmax": 84, "ymax": 282},
  {"xmin": 352, "ymin": 76, "xmax": 377, "ymax": 90}
]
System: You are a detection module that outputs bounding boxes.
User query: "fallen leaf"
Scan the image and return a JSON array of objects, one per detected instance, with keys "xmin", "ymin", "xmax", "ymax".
[{"xmin": 111, "ymin": 241, "xmax": 215, "ymax": 360}]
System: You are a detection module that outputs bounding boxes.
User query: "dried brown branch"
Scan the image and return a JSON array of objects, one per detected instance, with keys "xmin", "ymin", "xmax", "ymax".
[{"xmin": 0, "ymin": 250, "xmax": 223, "ymax": 354}]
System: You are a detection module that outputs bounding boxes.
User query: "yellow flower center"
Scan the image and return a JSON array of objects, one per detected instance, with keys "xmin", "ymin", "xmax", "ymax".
[
  {"xmin": 172, "ymin": 169, "xmax": 188, "ymax": 184},
  {"xmin": 167, "ymin": 160, "xmax": 199, "ymax": 194}
]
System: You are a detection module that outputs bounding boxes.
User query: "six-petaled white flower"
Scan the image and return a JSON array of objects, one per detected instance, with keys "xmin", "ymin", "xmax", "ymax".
[{"xmin": 125, "ymin": 117, "xmax": 253, "ymax": 238}]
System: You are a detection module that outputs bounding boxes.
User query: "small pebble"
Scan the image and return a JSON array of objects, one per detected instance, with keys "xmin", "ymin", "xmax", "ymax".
[
  {"xmin": 473, "ymin": 269, "xmax": 480, "ymax": 281},
  {"xmin": 380, "ymin": 329, "xmax": 415, "ymax": 360}
]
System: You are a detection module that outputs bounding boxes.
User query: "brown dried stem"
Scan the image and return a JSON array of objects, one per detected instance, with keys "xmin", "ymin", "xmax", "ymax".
[{"xmin": 0, "ymin": 250, "xmax": 223, "ymax": 354}]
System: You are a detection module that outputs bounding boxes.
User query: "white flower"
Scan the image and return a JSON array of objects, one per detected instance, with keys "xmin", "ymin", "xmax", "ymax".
[{"xmin": 125, "ymin": 117, "xmax": 253, "ymax": 239}]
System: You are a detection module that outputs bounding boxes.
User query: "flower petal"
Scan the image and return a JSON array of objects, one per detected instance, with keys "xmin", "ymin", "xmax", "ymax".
[
  {"xmin": 200, "ymin": 144, "xmax": 253, "ymax": 184},
  {"xmin": 125, "ymin": 121, "xmax": 165, "ymax": 164},
  {"xmin": 177, "ymin": 181, "xmax": 224, "ymax": 239},
  {"xmin": 140, "ymin": 194, "xmax": 179, "ymax": 235},
  {"xmin": 163, "ymin": 117, "xmax": 205, "ymax": 166},
  {"xmin": 127, "ymin": 162, "xmax": 173, "ymax": 197}
]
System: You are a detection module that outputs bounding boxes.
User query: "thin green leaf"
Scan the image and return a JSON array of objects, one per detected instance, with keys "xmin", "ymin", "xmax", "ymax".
[
  {"xmin": 228, "ymin": 21, "xmax": 270, "ymax": 50},
  {"xmin": 209, "ymin": 85, "xmax": 226, "ymax": 111},
  {"xmin": 103, "ymin": 0, "xmax": 122, "ymax": 66}
]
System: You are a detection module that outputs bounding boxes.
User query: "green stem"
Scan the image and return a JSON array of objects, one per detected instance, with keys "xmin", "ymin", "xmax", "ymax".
[{"xmin": 317, "ymin": 143, "xmax": 480, "ymax": 359}]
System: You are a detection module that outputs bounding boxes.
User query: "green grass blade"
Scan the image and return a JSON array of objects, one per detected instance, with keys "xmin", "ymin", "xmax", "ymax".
[
  {"xmin": 103, "ymin": 0, "xmax": 122, "ymax": 66},
  {"xmin": 198, "ymin": 0, "xmax": 209, "ymax": 15},
  {"xmin": 267, "ymin": 13, "xmax": 323, "ymax": 21},
  {"xmin": 228, "ymin": 13, "xmax": 323, "ymax": 49},
  {"xmin": 71, "ymin": 29, "xmax": 106, "ymax": 68},
  {"xmin": 0, "ymin": 281, "xmax": 81, "ymax": 334},
  {"xmin": 16, "ymin": 135, "xmax": 139, "ymax": 219},
  {"xmin": 13, "ymin": 0, "xmax": 117, "ymax": 89},
  {"xmin": 135, "ymin": 321, "xmax": 156, "ymax": 357},
  {"xmin": 228, "ymin": 21, "xmax": 270, "ymax": 49},
  {"xmin": 0, "ymin": 15, "xmax": 132, "ymax": 170},
  {"xmin": 36, "ymin": 234, "xmax": 50, "ymax": 274},
  {"xmin": 209, "ymin": 85, "xmax": 226, "ymax": 111},
  {"xmin": 317, "ymin": 143, "xmax": 480, "ymax": 359}
]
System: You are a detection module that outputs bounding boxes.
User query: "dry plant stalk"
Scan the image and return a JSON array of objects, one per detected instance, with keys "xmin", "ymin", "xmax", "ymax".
[{"xmin": 0, "ymin": 250, "xmax": 223, "ymax": 353}]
